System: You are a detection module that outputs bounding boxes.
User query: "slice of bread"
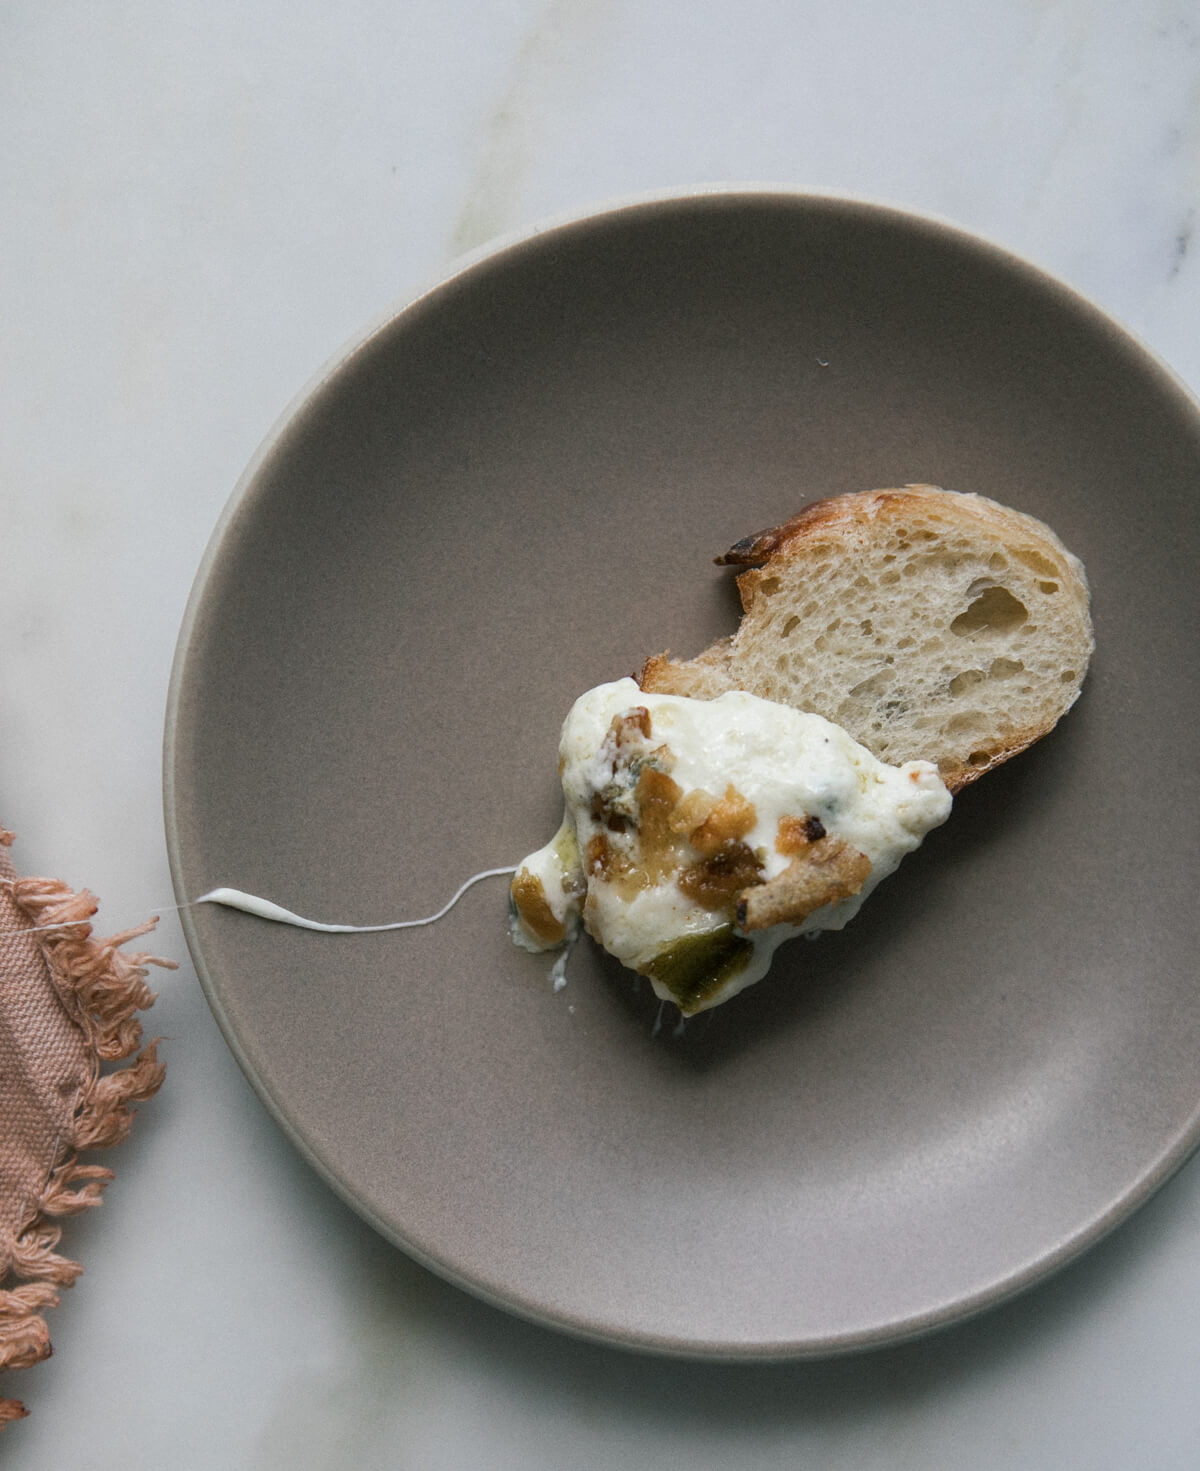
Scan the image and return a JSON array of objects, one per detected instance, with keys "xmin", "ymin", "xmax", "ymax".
[{"xmin": 639, "ymin": 485, "xmax": 1093, "ymax": 792}]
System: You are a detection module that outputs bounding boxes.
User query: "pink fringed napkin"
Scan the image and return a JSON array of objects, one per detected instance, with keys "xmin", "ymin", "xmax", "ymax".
[{"xmin": 0, "ymin": 827, "xmax": 171, "ymax": 1425}]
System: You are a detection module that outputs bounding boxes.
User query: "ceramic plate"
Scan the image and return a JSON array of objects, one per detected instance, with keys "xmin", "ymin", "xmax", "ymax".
[{"xmin": 165, "ymin": 191, "xmax": 1200, "ymax": 1357}]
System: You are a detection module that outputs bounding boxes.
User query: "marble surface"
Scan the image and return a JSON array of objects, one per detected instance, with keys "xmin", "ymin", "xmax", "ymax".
[{"xmin": 3, "ymin": 2, "xmax": 1200, "ymax": 1465}]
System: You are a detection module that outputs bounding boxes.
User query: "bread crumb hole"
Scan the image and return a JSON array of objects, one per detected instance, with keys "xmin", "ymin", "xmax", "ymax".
[
  {"xmin": 880, "ymin": 570, "xmax": 901, "ymax": 585},
  {"xmin": 1016, "ymin": 548, "xmax": 1059, "ymax": 578},
  {"xmin": 782, "ymin": 615, "xmax": 800, "ymax": 637},
  {"xmin": 896, "ymin": 636, "xmax": 916, "ymax": 649},
  {"xmin": 950, "ymin": 585, "xmax": 1028, "ymax": 637},
  {"xmin": 860, "ymin": 619, "xmax": 873, "ymax": 635},
  {"xmin": 948, "ymin": 669, "xmax": 986, "ymax": 696},
  {"xmin": 989, "ymin": 657, "xmax": 1024, "ymax": 679},
  {"xmin": 988, "ymin": 552, "xmax": 1008, "ymax": 572},
  {"xmin": 1038, "ymin": 580, "xmax": 1059, "ymax": 593},
  {"xmin": 1060, "ymin": 669, "xmax": 1076, "ymax": 683},
  {"xmin": 968, "ymin": 749, "xmax": 992, "ymax": 768},
  {"xmin": 759, "ymin": 576, "xmax": 781, "ymax": 595}
]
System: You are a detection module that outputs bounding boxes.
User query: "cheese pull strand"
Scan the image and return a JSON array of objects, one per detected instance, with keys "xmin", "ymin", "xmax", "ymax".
[
  {"xmin": 0, "ymin": 870, "xmax": 519, "ymax": 939},
  {"xmin": 196, "ymin": 867, "xmax": 517, "ymax": 933}
]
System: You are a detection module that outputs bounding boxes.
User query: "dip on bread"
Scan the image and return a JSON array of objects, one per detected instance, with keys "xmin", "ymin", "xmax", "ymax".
[{"xmin": 510, "ymin": 678, "xmax": 951, "ymax": 1014}]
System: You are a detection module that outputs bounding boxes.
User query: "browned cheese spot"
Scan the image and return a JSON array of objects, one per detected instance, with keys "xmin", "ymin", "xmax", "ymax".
[
  {"xmin": 584, "ymin": 767, "xmax": 689, "ymax": 902},
  {"xmin": 510, "ymin": 870, "xmax": 567, "ymax": 947},
  {"xmin": 668, "ymin": 787, "xmax": 721, "ymax": 835},
  {"xmin": 634, "ymin": 766, "xmax": 687, "ymax": 885},
  {"xmin": 687, "ymin": 785, "xmax": 757, "ymax": 857},
  {"xmin": 606, "ymin": 707, "xmax": 653, "ymax": 766},
  {"xmin": 677, "ymin": 842, "xmax": 765, "ymax": 911},
  {"xmin": 590, "ymin": 790, "xmax": 629, "ymax": 833},
  {"xmin": 584, "ymin": 832, "xmax": 639, "ymax": 895},
  {"xmin": 775, "ymin": 813, "xmax": 827, "ymax": 855}
]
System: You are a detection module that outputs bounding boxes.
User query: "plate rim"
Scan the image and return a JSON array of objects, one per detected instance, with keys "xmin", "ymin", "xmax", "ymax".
[{"xmin": 163, "ymin": 185, "xmax": 1200, "ymax": 1359}]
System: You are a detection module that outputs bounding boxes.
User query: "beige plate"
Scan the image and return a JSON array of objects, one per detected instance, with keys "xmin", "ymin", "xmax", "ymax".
[{"xmin": 165, "ymin": 191, "xmax": 1200, "ymax": 1357}]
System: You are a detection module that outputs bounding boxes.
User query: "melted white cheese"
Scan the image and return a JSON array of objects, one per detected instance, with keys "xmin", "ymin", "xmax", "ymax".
[
  {"xmin": 510, "ymin": 678, "xmax": 951, "ymax": 1012},
  {"xmin": 198, "ymin": 869, "xmax": 518, "ymax": 931}
]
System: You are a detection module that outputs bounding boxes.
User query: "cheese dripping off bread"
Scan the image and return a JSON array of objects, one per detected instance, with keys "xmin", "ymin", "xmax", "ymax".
[
  {"xmin": 640, "ymin": 485, "xmax": 1093, "ymax": 792},
  {"xmin": 512, "ymin": 486, "xmax": 1092, "ymax": 1014},
  {"xmin": 509, "ymin": 679, "xmax": 951, "ymax": 1015}
]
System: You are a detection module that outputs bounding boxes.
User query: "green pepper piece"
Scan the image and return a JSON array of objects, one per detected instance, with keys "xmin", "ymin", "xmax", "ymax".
[{"xmin": 641, "ymin": 925, "xmax": 753, "ymax": 1014}]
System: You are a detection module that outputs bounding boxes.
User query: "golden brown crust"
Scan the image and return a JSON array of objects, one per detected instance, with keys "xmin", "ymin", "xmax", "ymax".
[
  {"xmin": 717, "ymin": 484, "xmax": 1071, "ymax": 570},
  {"xmin": 935, "ymin": 731, "xmax": 1043, "ymax": 793},
  {"xmin": 637, "ymin": 652, "xmax": 683, "ymax": 693},
  {"xmin": 639, "ymin": 641, "xmax": 735, "ymax": 698},
  {"xmin": 716, "ymin": 490, "xmax": 910, "ymax": 567}
]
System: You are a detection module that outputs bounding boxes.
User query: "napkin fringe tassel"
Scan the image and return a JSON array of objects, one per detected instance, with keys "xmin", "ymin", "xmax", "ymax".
[{"xmin": 0, "ymin": 850, "xmax": 172, "ymax": 1426}]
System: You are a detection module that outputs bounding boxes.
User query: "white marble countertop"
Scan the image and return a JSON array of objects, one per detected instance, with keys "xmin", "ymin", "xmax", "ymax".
[{"xmin": 4, "ymin": 3, "xmax": 1200, "ymax": 1465}]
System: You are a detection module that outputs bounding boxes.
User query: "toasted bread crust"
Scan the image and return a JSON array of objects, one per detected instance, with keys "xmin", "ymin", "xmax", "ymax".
[
  {"xmin": 735, "ymin": 833, "xmax": 872, "ymax": 931},
  {"xmin": 640, "ymin": 485, "xmax": 1093, "ymax": 790}
]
